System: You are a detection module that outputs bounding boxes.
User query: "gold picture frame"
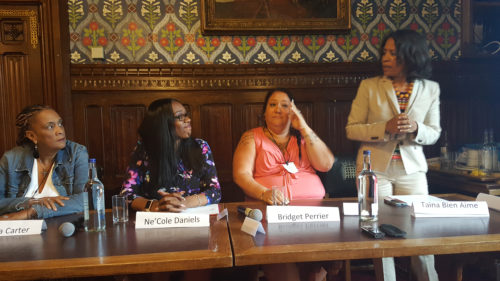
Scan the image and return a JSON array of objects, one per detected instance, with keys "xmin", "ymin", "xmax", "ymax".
[{"xmin": 201, "ymin": 0, "xmax": 351, "ymax": 34}]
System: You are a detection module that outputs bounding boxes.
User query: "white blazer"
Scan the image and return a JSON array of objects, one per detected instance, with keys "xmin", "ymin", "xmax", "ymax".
[{"xmin": 346, "ymin": 76, "xmax": 441, "ymax": 174}]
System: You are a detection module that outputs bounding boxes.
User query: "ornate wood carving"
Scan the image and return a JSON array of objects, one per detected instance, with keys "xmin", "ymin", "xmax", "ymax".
[
  {"xmin": 71, "ymin": 63, "xmax": 378, "ymax": 91},
  {"xmin": 0, "ymin": 9, "xmax": 37, "ymax": 48}
]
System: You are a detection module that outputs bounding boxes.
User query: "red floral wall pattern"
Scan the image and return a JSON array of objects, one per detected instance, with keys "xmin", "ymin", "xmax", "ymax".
[{"xmin": 69, "ymin": 0, "xmax": 461, "ymax": 64}]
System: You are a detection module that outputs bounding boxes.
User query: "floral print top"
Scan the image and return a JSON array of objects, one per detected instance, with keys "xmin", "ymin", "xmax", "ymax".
[{"xmin": 120, "ymin": 139, "xmax": 221, "ymax": 204}]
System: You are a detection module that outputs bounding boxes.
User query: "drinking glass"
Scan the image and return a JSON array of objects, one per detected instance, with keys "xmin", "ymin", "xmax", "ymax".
[{"xmin": 112, "ymin": 195, "xmax": 128, "ymax": 223}]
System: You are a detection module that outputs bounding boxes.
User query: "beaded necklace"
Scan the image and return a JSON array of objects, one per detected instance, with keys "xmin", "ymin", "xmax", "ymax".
[
  {"xmin": 394, "ymin": 82, "xmax": 414, "ymax": 113},
  {"xmin": 264, "ymin": 127, "xmax": 291, "ymax": 164}
]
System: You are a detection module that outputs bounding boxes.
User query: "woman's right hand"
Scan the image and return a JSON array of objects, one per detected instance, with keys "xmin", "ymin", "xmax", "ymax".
[
  {"xmin": 156, "ymin": 190, "xmax": 186, "ymax": 212},
  {"xmin": 29, "ymin": 196, "xmax": 69, "ymax": 211},
  {"xmin": 260, "ymin": 189, "xmax": 274, "ymax": 205},
  {"xmin": 386, "ymin": 113, "xmax": 417, "ymax": 135}
]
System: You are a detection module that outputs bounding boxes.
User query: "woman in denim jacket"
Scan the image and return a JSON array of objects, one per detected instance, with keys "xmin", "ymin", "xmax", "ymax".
[{"xmin": 0, "ymin": 105, "xmax": 88, "ymax": 219}]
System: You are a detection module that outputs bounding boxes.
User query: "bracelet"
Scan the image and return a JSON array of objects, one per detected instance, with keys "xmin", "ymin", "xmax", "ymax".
[{"xmin": 195, "ymin": 194, "xmax": 202, "ymax": 207}]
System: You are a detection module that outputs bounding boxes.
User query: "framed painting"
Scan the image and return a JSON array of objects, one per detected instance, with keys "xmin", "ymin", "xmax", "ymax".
[{"xmin": 200, "ymin": 0, "xmax": 351, "ymax": 34}]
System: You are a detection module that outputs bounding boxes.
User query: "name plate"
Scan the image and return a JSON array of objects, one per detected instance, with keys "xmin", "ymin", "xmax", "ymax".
[
  {"xmin": 0, "ymin": 220, "xmax": 43, "ymax": 236},
  {"xmin": 267, "ymin": 206, "xmax": 340, "ymax": 223},
  {"xmin": 135, "ymin": 212, "xmax": 209, "ymax": 229},
  {"xmin": 411, "ymin": 201, "xmax": 490, "ymax": 218}
]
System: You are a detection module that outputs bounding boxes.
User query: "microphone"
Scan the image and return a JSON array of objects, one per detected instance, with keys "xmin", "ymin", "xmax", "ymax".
[
  {"xmin": 58, "ymin": 222, "xmax": 76, "ymax": 237},
  {"xmin": 237, "ymin": 206, "xmax": 263, "ymax": 222},
  {"xmin": 58, "ymin": 217, "xmax": 84, "ymax": 238}
]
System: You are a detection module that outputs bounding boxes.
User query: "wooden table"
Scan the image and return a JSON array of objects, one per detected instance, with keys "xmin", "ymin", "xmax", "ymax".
[
  {"xmin": 226, "ymin": 195, "xmax": 500, "ymax": 266},
  {"xmin": 428, "ymin": 167, "xmax": 500, "ymax": 196},
  {"xmin": 0, "ymin": 209, "xmax": 232, "ymax": 281}
]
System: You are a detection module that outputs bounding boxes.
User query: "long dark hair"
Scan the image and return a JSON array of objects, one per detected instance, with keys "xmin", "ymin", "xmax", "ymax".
[
  {"xmin": 262, "ymin": 89, "xmax": 302, "ymax": 160},
  {"xmin": 380, "ymin": 29, "xmax": 432, "ymax": 82},
  {"xmin": 138, "ymin": 98, "xmax": 202, "ymax": 191}
]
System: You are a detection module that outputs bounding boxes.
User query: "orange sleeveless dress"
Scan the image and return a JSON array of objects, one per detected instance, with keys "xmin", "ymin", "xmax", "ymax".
[{"xmin": 252, "ymin": 127, "xmax": 325, "ymax": 200}]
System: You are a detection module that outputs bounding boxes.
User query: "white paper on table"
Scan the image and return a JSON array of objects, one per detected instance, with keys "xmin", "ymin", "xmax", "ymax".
[
  {"xmin": 388, "ymin": 195, "xmax": 446, "ymax": 205},
  {"xmin": 181, "ymin": 204, "xmax": 219, "ymax": 215},
  {"xmin": 411, "ymin": 201, "xmax": 489, "ymax": 218},
  {"xmin": 342, "ymin": 202, "xmax": 359, "ymax": 215},
  {"xmin": 477, "ymin": 193, "xmax": 500, "ymax": 212}
]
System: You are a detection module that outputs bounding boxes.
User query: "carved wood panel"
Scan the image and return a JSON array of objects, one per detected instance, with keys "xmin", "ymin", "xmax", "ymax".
[
  {"xmin": 110, "ymin": 105, "xmax": 145, "ymax": 178},
  {"xmin": 200, "ymin": 104, "xmax": 233, "ymax": 180},
  {"xmin": 70, "ymin": 62, "xmax": 500, "ymax": 202},
  {"xmin": 0, "ymin": 1, "xmax": 68, "ymax": 155},
  {"xmin": 0, "ymin": 55, "xmax": 30, "ymax": 151},
  {"xmin": 84, "ymin": 106, "xmax": 104, "ymax": 169}
]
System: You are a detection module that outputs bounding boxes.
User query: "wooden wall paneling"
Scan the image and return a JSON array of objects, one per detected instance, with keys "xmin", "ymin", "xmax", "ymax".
[
  {"xmin": 0, "ymin": 55, "xmax": 30, "ymax": 151},
  {"xmin": 84, "ymin": 105, "xmax": 105, "ymax": 174},
  {"xmin": 0, "ymin": 0, "xmax": 71, "ymax": 154},
  {"xmin": 241, "ymin": 103, "xmax": 264, "ymax": 133},
  {"xmin": 199, "ymin": 103, "xmax": 235, "ymax": 201},
  {"xmin": 109, "ymin": 105, "xmax": 145, "ymax": 193},
  {"xmin": 68, "ymin": 63, "xmax": 394, "ymax": 203},
  {"xmin": 0, "ymin": 4, "xmax": 42, "ymax": 154},
  {"xmin": 295, "ymin": 102, "xmax": 313, "ymax": 129},
  {"xmin": 331, "ymin": 100, "xmax": 357, "ymax": 156},
  {"xmin": 200, "ymin": 104, "xmax": 232, "ymax": 177}
]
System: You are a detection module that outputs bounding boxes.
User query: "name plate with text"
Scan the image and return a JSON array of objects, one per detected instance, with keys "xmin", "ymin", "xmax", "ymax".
[
  {"xmin": 135, "ymin": 212, "xmax": 209, "ymax": 229},
  {"xmin": 411, "ymin": 201, "xmax": 490, "ymax": 218},
  {"xmin": 0, "ymin": 220, "xmax": 43, "ymax": 236},
  {"xmin": 267, "ymin": 206, "xmax": 340, "ymax": 223}
]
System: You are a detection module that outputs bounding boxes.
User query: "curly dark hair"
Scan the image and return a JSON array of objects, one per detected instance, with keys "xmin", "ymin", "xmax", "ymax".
[
  {"xmin": 15, "ymin": 104, "xmax": 52, "ymax": 146},
  {"xmin": 380, "ymin": 29, "xmax": 432, "ymax": 82}
]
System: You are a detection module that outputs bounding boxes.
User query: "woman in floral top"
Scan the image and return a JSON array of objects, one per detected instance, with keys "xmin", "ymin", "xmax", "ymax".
[{"xmin": 121, "ymin": 98, "xmax": 221, "ymax": 212}]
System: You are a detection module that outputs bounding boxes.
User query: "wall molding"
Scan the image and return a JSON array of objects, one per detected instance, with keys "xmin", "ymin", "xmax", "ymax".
[{"xmin": 70, "ymin": 63, "xmax": 380, "ymax": 91}]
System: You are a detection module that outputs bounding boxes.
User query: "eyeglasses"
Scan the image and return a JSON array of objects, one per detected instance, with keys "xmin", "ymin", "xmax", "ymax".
[{"xmin": 174, "ymin": 112, "xmax": 190, "ymax": 122}]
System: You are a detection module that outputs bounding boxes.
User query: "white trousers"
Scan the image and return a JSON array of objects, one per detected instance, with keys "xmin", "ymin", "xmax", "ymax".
[{"xmin": 374, "ymin": 159, "xmax": 439, "ymax": 281}]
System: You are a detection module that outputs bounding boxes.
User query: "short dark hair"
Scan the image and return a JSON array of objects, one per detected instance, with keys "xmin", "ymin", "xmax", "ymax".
[
  {"xmin": 262, "ymin": 89, "xmax": 302, "ymax": 160},
  {"xmin": 15, "ymin": 104, "xmax": 53, "ymax": 146},
  {"xmin": 380, "ymin": 29, "xmax": 432, "ymax": 82},
  {"xmin": 138, "ymin": 98, "xmax": 202, "ymax": 191}
]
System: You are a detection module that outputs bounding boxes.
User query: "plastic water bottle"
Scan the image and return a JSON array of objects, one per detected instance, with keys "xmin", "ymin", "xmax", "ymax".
[
  {"xmin": 83, "ymin": 158, "xmax": 106, "ymax": 232},
  {"xmin": 357, "ymin": 150, "xmax": 378, "ymax": 221}
]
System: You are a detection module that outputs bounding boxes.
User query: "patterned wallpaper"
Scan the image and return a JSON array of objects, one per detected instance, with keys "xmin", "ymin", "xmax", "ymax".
[{"xmin": 69, "ymin": 0, "xmax": 461, "ymax": 64}]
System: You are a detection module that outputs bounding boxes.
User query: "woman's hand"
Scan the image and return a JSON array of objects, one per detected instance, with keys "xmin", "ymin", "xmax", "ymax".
[
  {"xmin": 261, "ymin": 189, "xmax": 289, "ymax": 205},
  {"xmin": 385, "ymin": 113, "xmax": 418, "ymax": 134},
  {"xmin": 156, "ymin": 190, "xmax": 186, "ymax": 212},
  {"xmin": 290, "ymin": 100, "xmax": 309, "ymax": 132},
  {"xmin": 260, "ymin": 189, "xmax": 274, "ymax": 205},
  {"xmin": 30, "ymin": 196, "xmax": 69, "ymax": 211},
  {"xmin": 0, "ymin": 208, "xmax": 37, "ymax": 220}
]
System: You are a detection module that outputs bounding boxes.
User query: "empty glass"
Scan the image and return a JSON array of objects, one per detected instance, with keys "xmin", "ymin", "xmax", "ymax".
[
  {"xmin": 272, "ymin": 185, "xmax": 289, "ymax": 206},
  {"xmin": 112, "ymin": 195, "xmax": 128, "ymax": 223}
]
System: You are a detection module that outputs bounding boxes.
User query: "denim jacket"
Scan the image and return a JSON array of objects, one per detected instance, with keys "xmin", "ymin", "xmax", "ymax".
[{"xmin": 0, "ymin": 140, "xmax": 89, "ymax": 218}]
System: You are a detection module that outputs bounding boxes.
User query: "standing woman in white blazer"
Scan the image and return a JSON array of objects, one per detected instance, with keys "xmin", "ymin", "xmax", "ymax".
[{"xmin": 346, "ymin": 30, "xmax": 441, "ymax": 281}]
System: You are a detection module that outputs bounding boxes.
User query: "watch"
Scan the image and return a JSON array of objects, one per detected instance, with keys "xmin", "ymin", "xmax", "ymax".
[{"xmin": 144, "ymin": 199, "xmax": 155, "ymax": 212}]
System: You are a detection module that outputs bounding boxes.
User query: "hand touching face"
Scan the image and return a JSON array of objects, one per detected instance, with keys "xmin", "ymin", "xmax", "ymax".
[{"xmin": 264, "ymin": 91, "xmax": 292, "ymax": 130}]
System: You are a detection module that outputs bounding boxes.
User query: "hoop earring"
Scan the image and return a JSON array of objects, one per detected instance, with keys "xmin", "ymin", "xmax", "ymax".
[{"xmin": 33, "ymin": 144, "xmax": 39, "ymax": 159}]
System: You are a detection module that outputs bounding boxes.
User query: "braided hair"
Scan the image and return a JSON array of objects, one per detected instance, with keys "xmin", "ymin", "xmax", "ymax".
[
  {"xmin": 15, "ymin": 104, "xmax": 52, "ymax": 146},
  {"xmin": 262, "ymin": 89, "xmax": 302, "ymax": 160}
]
